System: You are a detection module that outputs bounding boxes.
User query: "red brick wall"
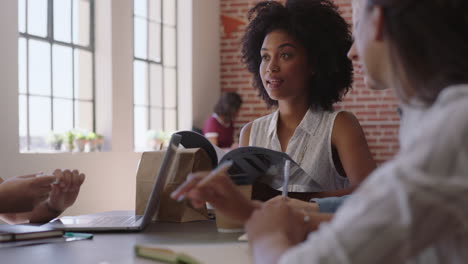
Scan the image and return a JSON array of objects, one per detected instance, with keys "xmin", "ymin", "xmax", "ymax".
[{"xmin": 220, "ymin": 0, "xmax": 400, "ymax": 164}]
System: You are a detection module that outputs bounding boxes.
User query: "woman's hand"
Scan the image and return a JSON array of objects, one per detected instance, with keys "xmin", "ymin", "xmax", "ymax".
[
  {"xmin": 0, "ymin": 174, "xmax": 56, "ymax": 213},
  {"xmin": 266, "ymin": 196, "xmax": 318, "ymax": 213},
  {"xmin": 245, "ymin": 200, "xmax": 310, "ymax": 264},
  {"xmin": 47, "ymin": 169, "xmax": 85, "ymax": 212},
  {"xmin": 247, "ymin": 199, "xmax": 310, "ymax": 246},
  {"xmin": 171, "ymin": 163, "xmax": 258, "ymax": 223}
]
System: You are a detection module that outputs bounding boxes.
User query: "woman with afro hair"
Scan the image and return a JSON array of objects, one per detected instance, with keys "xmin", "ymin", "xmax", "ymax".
[{"xmin": 239, "ymin": 0, "xmax": 376, "ymax": 200}]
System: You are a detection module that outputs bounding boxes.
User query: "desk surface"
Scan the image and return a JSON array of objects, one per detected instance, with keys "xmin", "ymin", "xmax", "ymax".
[{"xmin": 1, "ymin": 215, "xmax": 245, "ymax": 264}]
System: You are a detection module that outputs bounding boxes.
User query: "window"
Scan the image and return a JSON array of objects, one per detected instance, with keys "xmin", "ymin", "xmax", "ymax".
[
  {"xmin": 133, "ymin": 0, "xmax": 178, "ymax": 150},
  {"xmin": 18, "ymin": 0, "xmax": 95, "ymax": 152}
]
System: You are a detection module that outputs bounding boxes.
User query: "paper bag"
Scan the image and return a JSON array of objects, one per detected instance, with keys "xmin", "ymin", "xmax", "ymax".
[{"xmin": 135, "ymin": 148, "xmax": 213, "ymax": 222}]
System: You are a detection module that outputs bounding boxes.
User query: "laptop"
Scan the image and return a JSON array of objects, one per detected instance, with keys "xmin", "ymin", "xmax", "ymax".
[{"xmin": 44, "ymin": 133, "xmax": 182, "ymax": 232}]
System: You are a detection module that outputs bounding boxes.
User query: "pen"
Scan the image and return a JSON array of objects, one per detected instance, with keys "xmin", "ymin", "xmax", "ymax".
[
  {"xmin": 64, "ymin": 232, "xmax": 94, "ymax": 239},
  {"xmin": 282, "ymin": 160, "xmax": 290, "ymax": 199}
]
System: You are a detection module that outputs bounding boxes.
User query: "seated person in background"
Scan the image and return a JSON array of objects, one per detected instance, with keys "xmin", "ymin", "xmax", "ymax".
[
  {"xmin": 238, "ymin": 0, "xmax": 375, "ymax": 200},
  {"xmin": 0, "ymin": 169, "xmax": 85, "ymax": 224},
  {"xmin": 203, "ymin": 92, "xmax": 243, "ymax": 149}
]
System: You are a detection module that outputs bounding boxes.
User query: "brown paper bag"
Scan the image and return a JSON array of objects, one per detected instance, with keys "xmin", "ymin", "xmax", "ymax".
[{"xmin": 135, "ymin": 148, "xmax": 213, "ymax": 222}]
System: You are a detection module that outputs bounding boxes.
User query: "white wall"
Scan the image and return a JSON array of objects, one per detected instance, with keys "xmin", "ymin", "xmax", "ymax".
[
  {"xmin": 191, "ymin": 0, "xmax": 221, "ymax": 129},
  {"xmin": 0, "ymin": 0, "xmax": 220, "ymax": 216}
]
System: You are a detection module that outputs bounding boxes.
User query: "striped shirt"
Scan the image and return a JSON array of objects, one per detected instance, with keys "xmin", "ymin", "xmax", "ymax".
[{"xmin": 279, "ymin": 84, "xmax": 468, "ymax": 264}]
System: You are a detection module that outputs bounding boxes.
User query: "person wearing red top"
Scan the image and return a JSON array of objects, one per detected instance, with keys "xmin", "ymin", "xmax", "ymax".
[{"xmin": 203, "ymin": 92, "xmax": 242, "ymax": 148}]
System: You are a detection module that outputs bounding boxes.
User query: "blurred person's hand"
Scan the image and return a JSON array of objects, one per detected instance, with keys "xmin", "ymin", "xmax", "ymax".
[
  {"xmin": 47, "ymin": 169, "xmax": 86, "ymax": 213},
  {"xmin": 171, "ymin": 162, "xmax": 258, "ymax": 222},
  {"xmin": 245, "ymin": 200, "xmax": 310, "ymax": 264},
  {"xmin": 246, "ymin": 199, "xmax": 309, "ymax": 246},
  {"xmin": 0, "ymin": 174, "xmax": 56, "ymax": 213},
  {"xmin": 267, "ymin": 195, "xmax": 318, "ymax": 213}
]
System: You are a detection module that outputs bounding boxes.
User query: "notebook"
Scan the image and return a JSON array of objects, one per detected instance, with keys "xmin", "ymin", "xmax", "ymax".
[
  {"xmin": 0, "ymin": 225, "xmax": 63, "ymax": 242},
  {"xmin": 134, "ymin": 243, "xmax": 252, "ymax": 264},
  {"xmin": 43, "ymin": 133, "xmax": 182, "ymax": 232},
  {"xmin": 135, "ymin": 245, "xmax": 202, "ymax": 264}
]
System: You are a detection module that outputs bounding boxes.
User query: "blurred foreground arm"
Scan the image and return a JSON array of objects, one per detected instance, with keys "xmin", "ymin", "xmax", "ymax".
[{"xmin": 171, "ymin": 163, "xmax": 260, "ymax": 223}]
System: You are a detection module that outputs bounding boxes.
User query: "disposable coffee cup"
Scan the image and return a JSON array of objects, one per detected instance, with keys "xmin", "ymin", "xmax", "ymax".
[{"xmin": 215, "ymin": 184, "xmax": 252, "ymax": 233}]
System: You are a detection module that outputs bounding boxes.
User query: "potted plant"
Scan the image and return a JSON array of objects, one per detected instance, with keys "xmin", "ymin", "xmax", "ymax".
[
  {"xmin": 86, "ymin": 132, "xmax": 97, "ymax": 152},
  {"xmin": 46, "ymin": 132, "xmax": 63, "ymax": 151},
  {"xmin": 96, "ymin": 134, "xmax": 104, "ymax": 151},
  {"xmin": 64, "ymin": 131, "xmax": 75, "ymax": 152},
  {"xmin": 74, "ymin": 132, "xmax": 88, "ymax": 152},
  {"xmin": 146, "ymin": 130, "xmax": 169, "ymax": 150}
]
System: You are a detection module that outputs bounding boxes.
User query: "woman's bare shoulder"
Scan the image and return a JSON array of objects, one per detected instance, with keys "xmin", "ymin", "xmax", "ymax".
[{"xmin": 239, "ymin": 122, "xmax": 254, "ymax": 147}]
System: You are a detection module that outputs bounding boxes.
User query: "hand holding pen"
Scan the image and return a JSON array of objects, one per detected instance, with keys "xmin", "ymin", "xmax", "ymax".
[{"xmin": 170, "ymin": 161, "xmax": 258, "ymax": 222}]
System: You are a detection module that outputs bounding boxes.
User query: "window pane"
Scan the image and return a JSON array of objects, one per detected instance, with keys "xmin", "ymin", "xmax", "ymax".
[
  {"xmin": 29, "ymin": 39, "xmax": 51, "ymax": 96},
  {"xmin": 27, "ymin": 0, "xmax": 48, "ymax": 37},
  {"xmin": 19, "ymin": 0, "xmax": 26, "ymax": 33},
  {"xmin": 74, "ymin": 49, "xmax": 93, "ymax": 100},
  {"xmin": 164, "ymin": 109, "xmax": 177, "ymax": 132},
  {"xmin": 148, "ymin": 22, "xmax": 161, "ymax": 62},
  {"xmin": 149, "ymin": 0, "xmax": 161, "ymax": 22},
  {"xmin": 73, "ymin": 0, "xmax": 90, "ymax": 47},
  {"xmin": 134, "ymin": 106, "xmax": 148, "ymax": 150},
  {"xmin": 163, "ymin": 26, "xmax": 176, "ymax": 67},
  {"xmin": 18, "ymin": 38, "xmax": 27, "ymax": 94},
  {"xmin": 134, "ymin": 60, "xmax": 148, "ymax": 105},
  {"xmin": 164, "ymin": 67, "xmax": 176, "ymax": 108},
  {"xmin": 134, "ymin": 17, "xmax": 148, "ymax": 59},
  {"xmin": 163, "ymin": 0, "xmax": 176, "ymax": 26},
  {"xmin": 134, "ymin": 0, "xmax": 147, "ymax": 18},
  {"xmin": 150, "ymin": 107, "xmax": 162, "ymax": 130},
  {"xmin": 75, "ymin": 100, "xmax": 93, "ymax": 131},
  {"xmin": 53, "ymin": 44, "xmax": 73, "ymax": 98},
  {"xmin": 54, "ymin": 0, "xmax": 72, "ymax": 43},
  {"xmin": 53, "ymin": 98, "xmax": 73, "ymax": 133},
  {"xmin": 29, "ymin": 96, "xmax": 51, "ymax": 151},
  {"xmin": 19, "ymin": 95, "xmax": 28, "ymax": 152},
  {"xmin": 29, "ymin": 96, "xmax": 51, "ymax": 137},
  {"xmin": 149, "ymin": 64, "xmax": 162, "ymax": 107}
]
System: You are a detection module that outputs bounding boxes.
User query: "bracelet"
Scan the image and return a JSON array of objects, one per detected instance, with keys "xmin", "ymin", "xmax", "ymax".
[{"xmin": 46, "ymin": 201, "xmax": 63, "ymax": 215}]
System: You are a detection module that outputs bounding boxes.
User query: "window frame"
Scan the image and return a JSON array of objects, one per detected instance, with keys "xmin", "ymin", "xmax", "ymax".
[
  {"xmin": 18, "ymin": 0, "xmax": 96, "ymax": 152},
  {"xmin": 132, "ymin": 0, "xmax": 179, "ymax": 150}
]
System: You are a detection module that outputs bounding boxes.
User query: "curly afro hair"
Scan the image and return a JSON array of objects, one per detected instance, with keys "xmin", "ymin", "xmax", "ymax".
[{"xmin": 241, "ymin": 0, "xmax": 353, "ymax": 110}]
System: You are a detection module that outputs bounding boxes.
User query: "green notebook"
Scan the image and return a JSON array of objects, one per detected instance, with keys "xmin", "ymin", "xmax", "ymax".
[{"xmin": 135, "ymin": 244, "xmax": 201, "ymax": 264}]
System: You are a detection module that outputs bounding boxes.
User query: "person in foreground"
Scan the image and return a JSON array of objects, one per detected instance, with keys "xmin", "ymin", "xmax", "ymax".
[
  {"xmin": 238, "ymin": 0, "xmax": 376, "ymax": 200},
  {"xmin": 173, "ymin": 0, "xmax": 468, "ymax": 263},
  {"xmin": 248, "ymin": 0, "xmax": 468, "ymax": 262},
  {"xmin": 0, "ymin": 169, "xmax": 85, "ymax": 224}
]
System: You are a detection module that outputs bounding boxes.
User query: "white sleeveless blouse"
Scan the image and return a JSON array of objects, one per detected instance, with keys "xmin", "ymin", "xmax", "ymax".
[{"xmin": 249, "ymin": 108, "xmax": 349, "ymax": 192}]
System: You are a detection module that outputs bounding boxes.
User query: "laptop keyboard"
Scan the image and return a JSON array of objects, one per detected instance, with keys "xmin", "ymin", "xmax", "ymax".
[{"xmin": 89, "ymin": 216, "xmax": 143, "ymax": 226}]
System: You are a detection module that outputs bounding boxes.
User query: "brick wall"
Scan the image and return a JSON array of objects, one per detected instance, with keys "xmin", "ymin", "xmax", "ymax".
[{"xmin": 220, "ymin": 0, "xmax": 400, "ymax": 164}]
